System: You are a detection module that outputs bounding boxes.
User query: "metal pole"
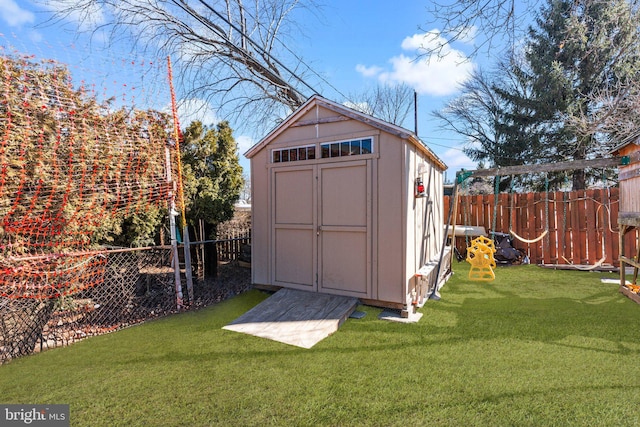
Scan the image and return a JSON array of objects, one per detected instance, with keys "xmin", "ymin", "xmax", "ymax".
[
  {"xmin": 432, "ymin": 182, "xmax": 459, "ymax": 299},
  {"xmin": 166, "ymin": 145, "xmax": 183, "ymax": 310}
]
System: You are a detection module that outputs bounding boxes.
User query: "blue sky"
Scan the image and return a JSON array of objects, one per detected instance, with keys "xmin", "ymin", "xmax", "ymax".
[{"xmin": 0, "ymin": 0, "xmax": 489, "ymax": 180}]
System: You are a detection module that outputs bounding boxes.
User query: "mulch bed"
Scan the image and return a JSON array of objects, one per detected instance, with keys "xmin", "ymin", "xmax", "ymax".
[
  {"xmin": 190, "ymin": 262, "xmax": 253, "ymax": 308},
  {"xmin": 26, "ymin": 262, "xmax": 253, "ymax": 359}
]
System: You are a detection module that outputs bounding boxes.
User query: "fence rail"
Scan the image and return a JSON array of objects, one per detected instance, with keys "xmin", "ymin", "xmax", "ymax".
[
  {"xmin": 216, "ymin": 235, "xmax": 251, "ymax": 262},
  {"xmin": 1, "ymin": 243, "xmax": 251, "ymax": 364},
  {"xmin": 445, "ymin": 187, "xmax": 637, "ymax": 267}
]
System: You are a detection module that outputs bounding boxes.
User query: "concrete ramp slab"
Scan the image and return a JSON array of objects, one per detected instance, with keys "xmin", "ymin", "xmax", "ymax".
[{"xmin": 223, "ymin": 288, "xmax": 358, "ymax": 348}]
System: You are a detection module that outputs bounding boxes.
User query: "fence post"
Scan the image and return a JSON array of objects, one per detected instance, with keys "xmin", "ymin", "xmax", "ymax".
[
  {"xmin": 183, "ymin": 225, "xmax": 194, "ymax": 303},
  {"xmin": 198, "ymin": 219, "xmax": 205, "ymax": 281},
  {"xmin": 165, "ymin": 145, "xmax": 183, "ymax": 310}
]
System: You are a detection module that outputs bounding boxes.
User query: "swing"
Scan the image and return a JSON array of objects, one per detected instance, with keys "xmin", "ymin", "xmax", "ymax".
[
  {"xmin": 455, "ymin": 162, "xmax": 621, "ymax": 268},
  {"xmin": 509, "ymin": 174, "xmax": 550, "ymax": 245},
  {"xmin": 553, "ymin": 172, "xmax": 610, "ymax": 271},
  {"xmin": 559, "ymin": 182, "xmax": 609, "ymax": 271},
  {"xmin": 466, "ymin": 236, "xmax": 496, "ymax": 281},
  {"xmin": 510, "ymin": 229, "xmax": 548, "ymax": 244}
]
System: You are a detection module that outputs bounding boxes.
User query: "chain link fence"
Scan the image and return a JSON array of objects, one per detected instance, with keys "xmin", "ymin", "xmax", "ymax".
[{"xmin": 1, "ymin": 245, "xmax": 251, "ymax": 364}]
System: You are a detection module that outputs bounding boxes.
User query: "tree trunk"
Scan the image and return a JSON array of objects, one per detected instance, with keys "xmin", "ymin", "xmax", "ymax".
[
  {"xmin": 1, "ymin": 300, "xmax": 53, "ymax": 362},
  {"xmin": 572, "ymin": 142, "xmax": 589, "ymax": 191},
  {"xmin": 203, "ymin": 222, "xmax": 218, "ymax": 278},
  {"xmin": 572, "ymin": 169, "xmax": 586, "ymax": 191}
]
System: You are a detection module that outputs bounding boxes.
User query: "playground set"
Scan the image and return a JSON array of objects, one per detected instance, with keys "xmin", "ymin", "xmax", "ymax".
[{"xmin": 448, "ymin": 153, "xmax": 639, "ymax": 290}]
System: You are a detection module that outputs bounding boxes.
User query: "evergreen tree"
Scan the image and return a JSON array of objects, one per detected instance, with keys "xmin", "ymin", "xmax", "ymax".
[
  {"xmin": 437, "ymin": 0, "xmax": 640, "ymax": 191},
  {"xmin": 180, "ymin": 121, "xmax": 244, "ymax": 237},
  {"xmin": 515, "ymin": 0, "xmax": 640, "ymax": 189},
  {"xmin": 0, "ymin": 56, "xmax": 171, "ymax": 252}
]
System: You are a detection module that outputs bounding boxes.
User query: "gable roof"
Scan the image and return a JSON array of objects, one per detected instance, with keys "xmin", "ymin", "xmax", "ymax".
[
  {"xmin": 244, "ymin": 94, "xmax": 447, "ymax": 170},
  {"xmin": 611, "ymin": 129, "xmax": 640, "ymax": 154}
]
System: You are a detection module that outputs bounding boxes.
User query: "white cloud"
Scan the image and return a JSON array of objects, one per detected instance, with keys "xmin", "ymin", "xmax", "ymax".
[
  {"xmin": 0, "ymin": 0, "xmax": 34, "ymax": 27},
  {"xmin": 442, "ymin": 148, "xmax": 477, "ymax": 171},
  {"xmin": 355, "ymin": 64, "xmax": 382, "ymax": 77},
  {"xmin": 456, "ymin": 26, "xmax": 478, "ymax": 44},
  {"xmin": 356, "ymin": 30, "xmax": 475, "ymax": 97},
  {"xmin": 237, "ymin": 135, "xmax": 254, "ymax": 174},
  {"xmin": 235, "ymin": 135, "xmax": 255, "ymax": 154},
  {"xmin": 441, "ymin": 147, "xmax": 476, "ymax": 171},
  {"xmin": 177, "ymin": 98, "xmax": 218, "ymax": 126}
]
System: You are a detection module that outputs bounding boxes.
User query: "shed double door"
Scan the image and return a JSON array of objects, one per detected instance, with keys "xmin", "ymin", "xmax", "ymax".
[{"xmin": 271, "ymin": 160, "xmax": 372, "ymax": 298}]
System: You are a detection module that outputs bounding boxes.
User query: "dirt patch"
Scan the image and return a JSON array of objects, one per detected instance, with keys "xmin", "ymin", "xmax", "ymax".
[{"xmin": 190, "ymin": 261, "xmax": 253, "ymax": 308}]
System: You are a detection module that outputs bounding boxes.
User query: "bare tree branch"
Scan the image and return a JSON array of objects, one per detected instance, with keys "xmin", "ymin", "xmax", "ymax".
[
  {"xmin": 423, "ymin": 0, "xmax": 536, "ymax": 59},
  {"xmin": 41, "ymin": 0, "xmax": 320, "ymax": 131},
  {"xmin": 347, "ymin": 83, "xmax": 415, "ymax": 128}
]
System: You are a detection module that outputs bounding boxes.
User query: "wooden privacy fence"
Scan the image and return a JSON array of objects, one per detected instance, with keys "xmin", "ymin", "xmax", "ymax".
[
  {"xmin": 444, "ymin": 187, "xmax": 637, "ymax": 267},
  {"xmin": 216, "ymin": 233, "xmax": 251, "ymax": 262}
]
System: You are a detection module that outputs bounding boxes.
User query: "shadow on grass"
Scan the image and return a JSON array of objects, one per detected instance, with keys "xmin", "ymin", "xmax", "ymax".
[
  {"xmin": 423, "ymin": 295, "xmax": 640, "ymax": 355},
  {"xmin": 64, "ymin": 265, "xmax": 640, "ymax": 364},
  {"xmin": 408, "ymin": 265, "xmax": 640, "ymax": 356}
]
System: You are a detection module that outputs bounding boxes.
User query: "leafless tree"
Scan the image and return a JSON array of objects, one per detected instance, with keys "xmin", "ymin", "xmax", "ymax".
[
  {"xmin": 347, "ymin": 83, "xmax": 415, "ymax": 128},
  {"xmin": 567, "ymin": 78, "xmax": 640, "ymax": 147},
  {"xmin": 423, "ymin": 0, "xmax": 539, "ymax": 59},
  {"xmin": 44, "ymin": 0, "xmax": 321, "ymax": 131},
  {"xmin": 240, "ymin": 173, "xmax": 251, "ymax": 204}
]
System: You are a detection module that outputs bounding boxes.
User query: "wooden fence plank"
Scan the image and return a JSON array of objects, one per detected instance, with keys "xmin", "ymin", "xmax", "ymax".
[
  {"xmin": 568, "ymin": 192, "xmax": 579, "ymax": 264},
  {"xmin": 539, "ymin": 191, "xmax": 551, "ymax": 264},
  {"xmin": 499, "ymin": 193, "xmax": 510, "ymax": 234},
  {"xmin": 445, "ymin": 188, "xmax": 632, "ymax": 267},
  {"xmin": 562, "ymin": 192, "xmax": 572, "ymax": 264},
  {"xmin": 515, "ymin": 193, "xmax": 528, "ymax": 258},
  {"xmin": 610, "ymin": 187, "xmax": 621, "ymax": 262},
  {"xmin": 601, "ymin": 188, "xmax": 615, "ymax": 263},
  {"xmin": 577, "ymin": 190, "xmax": 588, "ymax": 264},
  {"xmin": 216, "ymin": 234, "xmax": 251, "ymax": 261},
  {"xmin": 527, "ymin": 192, "xmax": 536, "ymax": 262},
  {"xmin": 548, "ymin": 191, "xmax": 559, "ymax": 264},
  {"xmin": 536, "ymin": 191, "xmax": 546, "ymax": 263},
  {"xmin": 589, "ymin": 189, "xmax": 601, "ymax": 262}
]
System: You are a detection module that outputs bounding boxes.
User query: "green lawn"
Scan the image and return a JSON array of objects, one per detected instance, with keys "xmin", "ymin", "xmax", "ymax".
[{"xmin": 2, "ymin": 263, "xmax": 640, "ymax": 426}]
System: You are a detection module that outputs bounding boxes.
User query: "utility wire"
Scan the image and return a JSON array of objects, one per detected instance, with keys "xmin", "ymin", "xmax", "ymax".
[
  {"xmin": 422, "ymin": 140, "xmax": 467, "ymax": 152},
  {"xmin": 194, "ymin": 0, "xmax": 320, "ymax": 98},
  {"xmin": 232, "ymin": 3, "xmax": 351, "ymax": 102}
]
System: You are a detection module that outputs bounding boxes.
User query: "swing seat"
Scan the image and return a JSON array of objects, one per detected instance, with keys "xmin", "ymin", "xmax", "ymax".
[
  {"xmin": 469, "ymin": 266, "xmax": 496, "ymax": 281},
  {"xmin": 510, "ymin": 228, "xmax": 548, "ymax": 244},
  {"xmin": 466, "ymin": 237, "xmax": 496, "ymax": 282}
]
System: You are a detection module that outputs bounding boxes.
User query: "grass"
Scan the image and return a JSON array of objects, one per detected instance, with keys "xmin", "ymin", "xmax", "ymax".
[{"xmin": 2, "ymin": 263, "xmax": 640, "ymax": 426}]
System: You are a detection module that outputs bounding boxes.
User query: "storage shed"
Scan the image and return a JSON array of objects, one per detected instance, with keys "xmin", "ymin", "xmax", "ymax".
[
  {"xmin": 245, "ymin": 95, "xmax": 448, "ymax": 313},
  {"xmin": 611, "ymin": 135, "xmax": 640, "ymax": 299}
]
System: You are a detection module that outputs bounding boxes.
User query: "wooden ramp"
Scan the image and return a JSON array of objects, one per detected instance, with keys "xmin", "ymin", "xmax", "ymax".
[{"xmin": 223, "ymin": 288, "xmax": 358, "ymax": 349}]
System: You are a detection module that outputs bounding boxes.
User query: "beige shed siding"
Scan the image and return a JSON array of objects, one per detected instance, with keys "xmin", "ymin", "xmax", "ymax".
[
  {"xmin": 376, "ymin": 132, "xmax": 404, "ymax": 303},
  {"xmin": 246, "ymin": 95, "xmax": 447, "ymax": 307},
  {"xmin": 269, "ymin": 107, "xmax": 373, "ymax": 148},
  {"xmin": 617, "ymin": 143, "xmax": 640, "ymax": 214},
  {"xmin": 402, "ymin": 142, "xmax": 446, "ymax": 303},
  {"xmin": 404, "ymin": 143, "xmax": 416, "ymax": 300},
  {"xmin": 250, "ymin": 148, "xmax": 270, "ymax": 286}
]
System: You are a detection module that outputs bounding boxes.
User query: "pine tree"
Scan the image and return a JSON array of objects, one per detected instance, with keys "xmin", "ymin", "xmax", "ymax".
[
  {"xmin": 180, "ymin": 120, "xmax": 244, "ymax": 235},
  {"xmin": 0, "ymin": 56, "xmax": 171, "ymax": 253},
  {"xmin": 515, "ymin": 0, "xmax": 640, "ymax": 189}
]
